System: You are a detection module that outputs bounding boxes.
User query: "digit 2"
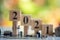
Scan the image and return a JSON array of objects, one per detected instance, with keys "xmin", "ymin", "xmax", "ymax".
[
  {"xmin": 23, "ymin": 16, "xmax": 28, "ymax": 24},
  {"xmin": 35, "ymin": 21, "xmax": 39, "ymax": 28},
  {"xmin": 13, "ymin": 11, "xmax": 17, "ymax": 20}
]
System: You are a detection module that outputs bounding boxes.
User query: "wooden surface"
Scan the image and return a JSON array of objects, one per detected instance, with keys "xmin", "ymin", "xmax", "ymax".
[
  {"xmin": 9, "ymin": 9, "xmax": 20, "ymax": 21},
  {"xmin": 24, "ymin": 25, "xmax": 28, "ymax": 37},
  {"xmin": 42, "ymin": 24, "xmax": 53, "ymax": 36},
  {"xmin": 30, "ymin": 19, "xmax": 42, "ymax": 36},
  {"xmin": 30, "ymin": 19, "xmax": 42, "ymax": 30},
  {"xmin": 42, "ymin": 24, "xmax": 47, "ymax": 36},
  {"xmin": 12, "ymin": 21, "xmax": 17, "ymax": 36},
  {"xmin": 21, "ymin": 15, "xmax": 31, "ymax": 26},
  {"xmin": 48, "ymin": 24, "xmax": 53, "ymax": 35}
]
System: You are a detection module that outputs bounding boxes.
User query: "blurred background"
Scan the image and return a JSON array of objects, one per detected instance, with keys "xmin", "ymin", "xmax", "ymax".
[{"xmin": 0, "ymin": 0, "xmax": 60, "ymax": 34}]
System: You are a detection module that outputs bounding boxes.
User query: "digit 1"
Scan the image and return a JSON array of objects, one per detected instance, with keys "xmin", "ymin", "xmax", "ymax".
[{"xmin": 46, "ymin": 26, "xmax": 49, "ymax": 34}]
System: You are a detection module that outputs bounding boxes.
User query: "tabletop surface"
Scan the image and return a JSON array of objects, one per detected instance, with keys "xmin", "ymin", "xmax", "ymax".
[{"xmin": 0, "ymin": 36, "xmax": 60, "ymax": 40}]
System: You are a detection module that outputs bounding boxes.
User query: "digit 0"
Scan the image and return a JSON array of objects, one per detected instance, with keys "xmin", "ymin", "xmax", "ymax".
[{"xmin": 23, "ymin": 16, "xmax": 28, "ymax": 24}]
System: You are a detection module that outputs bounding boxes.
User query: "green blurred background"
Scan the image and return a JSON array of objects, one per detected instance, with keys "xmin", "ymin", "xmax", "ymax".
[{"xmin": 0, "ymin": 0, "xmax": 60, "ymax": 30}]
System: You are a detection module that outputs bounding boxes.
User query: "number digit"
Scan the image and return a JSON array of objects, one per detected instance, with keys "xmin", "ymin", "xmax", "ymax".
[
  {"xmin": 35, "ymin": 21, "xmax": 39, "ymax": 28},
  {"xmin": 47, "ymin": 26, "xmax": 49, "ymax": 34},
  {"xmin": 23, "ymin": 16, "xmax": 28, "ymax": 24},
  {"xmin": 13, "ymin": 12, "xmax": 17, "ymax": 20}
]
